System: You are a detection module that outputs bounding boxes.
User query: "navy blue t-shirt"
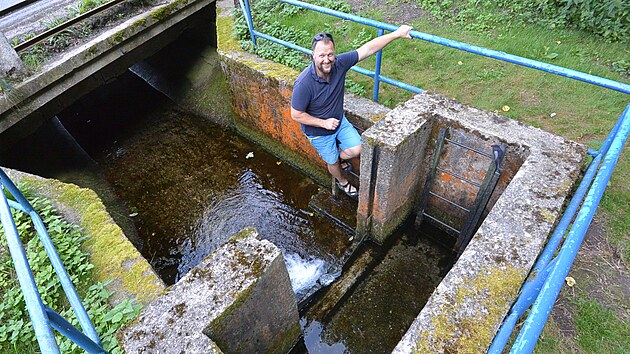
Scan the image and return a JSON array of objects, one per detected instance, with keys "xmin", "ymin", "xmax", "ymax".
[{"xmin": 291, "ymin": 51, "xmax": 359, "ymax": 136}]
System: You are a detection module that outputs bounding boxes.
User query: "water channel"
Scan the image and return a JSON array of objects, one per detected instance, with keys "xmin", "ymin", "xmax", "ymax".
[{"xmin": 0, "ymin": 31, "xmax": 454, "ymax": 353}]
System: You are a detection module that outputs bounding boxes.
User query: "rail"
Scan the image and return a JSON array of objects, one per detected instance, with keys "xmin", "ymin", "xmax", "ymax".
[
  {"xmin": 12, "ymin": 0, "xmax": 126, "ymax": 52},
  {"xmin": 0, "ymin": 169, "xmax": 106, "ymax": 354},
  {"xmin": 238, "ymin": 0, "xmax": 630, "ymax": 352}
]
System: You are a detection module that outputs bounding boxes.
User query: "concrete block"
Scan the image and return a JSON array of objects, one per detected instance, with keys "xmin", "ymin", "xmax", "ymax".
[
  {"xmin": 357, "ymin": 111, "xmax": 433, "ymax": 243},
  {"xmin": 119, "ymin": 227, "xmax": 300, "ymax": 354},
  {"xmin": 0, "ymin": 32, "xmax": 24, "ymax": 78},
  {"xmin": 391, "ymin": 93, "xmax": 585, "ymax": 353}
]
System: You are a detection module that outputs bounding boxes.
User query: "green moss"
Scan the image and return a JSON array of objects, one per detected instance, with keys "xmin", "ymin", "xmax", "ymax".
[
  {"xmin": 17, "ymin": 175, "xmax": 165, "ymax": 305},
  {"xmin": 87, "ymin": 44, "xmax": 99, "ymax": 57},
  {"xmin": 268, "ymin": 322, "xmax": 301, "ymax": 354},
  {"xmin": 229, "ymin": 227, "xmax": 257, "ymax": 242},
  {"xmin": 130, "ymin": 17, "xmax": 147, "ymax": 30},
  {"xmin": 108, "ymin": 30, "xmax": 126, "ymax": 46},
  {"xmin": 150, "ymin": 0, "xmax": 189, "ymax": 22},
  {"xmin": 205, "ymin": 280, "xmax": 257, "ymax": 336},
  {"xmin": 216, "ymin": 14, "xmax": 243, "ymax": 53},
  {"xmin": 413, "ymin": 265, "xmax": 525, "ymax": 353}
]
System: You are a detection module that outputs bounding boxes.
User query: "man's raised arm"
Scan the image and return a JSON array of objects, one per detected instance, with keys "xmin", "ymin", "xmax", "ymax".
[{"xmin": 356, "ymin": 25, "xmax": 413, "ymax": 62}]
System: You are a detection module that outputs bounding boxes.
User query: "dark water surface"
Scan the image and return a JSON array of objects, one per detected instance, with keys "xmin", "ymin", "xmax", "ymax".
[
  {"xmin": 0, "ymin": 29, "xmax": 455, "ymax": 352},
  {"xmin": 55, "ymin": 72, "xmax": 353, "ymax": 295}
]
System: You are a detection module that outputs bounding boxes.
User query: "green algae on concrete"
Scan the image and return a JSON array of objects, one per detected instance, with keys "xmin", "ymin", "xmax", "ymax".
[
  {"xmin": 2, "ymin": 168, "xmax": 165, "ymax": 306},
  {"xmin": 151, "ymin": 0, "xmax": 191, "ymax": 22},
  {"xmin": 413, "ymin": 265, "xmax": 524, "ymax": 353}
]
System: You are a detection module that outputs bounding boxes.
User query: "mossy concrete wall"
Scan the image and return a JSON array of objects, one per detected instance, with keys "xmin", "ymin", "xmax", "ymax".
[
  {"xmin": 119, "ymin": 227, "xmax": 300, "ymax": 354},
  {"xmin": 1, "ymin": 167, "xmax": 165, "ymax": 306},
  {"xmin": 387, "ymin": 93, "xmax": 586, "ymax": 353},
  {"xmin": 215, "ymin": 1, "xmax": 389, "ymax": 184}
]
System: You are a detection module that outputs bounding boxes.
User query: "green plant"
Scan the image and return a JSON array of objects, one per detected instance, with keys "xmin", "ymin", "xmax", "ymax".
[{"xmin": 0, "ymin": 188, "xmax": 141, "ymax": 353}]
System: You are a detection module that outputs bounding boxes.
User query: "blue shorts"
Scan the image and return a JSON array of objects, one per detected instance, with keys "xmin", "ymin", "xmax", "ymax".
[{"xmin": 306, "ymin": 116, "xmax": 362, "ymax": 165}]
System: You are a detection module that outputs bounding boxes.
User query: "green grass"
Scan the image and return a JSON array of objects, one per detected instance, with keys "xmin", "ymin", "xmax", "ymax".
[
  {"xmin": 234, "ymin": 0, "xmax": 630, "ymax": 352},
  {"xmin": 574, "ymin": 298, "xmax": 630, "ymax": 354}
]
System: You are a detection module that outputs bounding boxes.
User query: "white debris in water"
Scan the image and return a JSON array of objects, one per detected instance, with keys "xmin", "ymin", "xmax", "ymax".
[
  {"xmin": 245, "ymin": 152, "xmax": 254, "ymax": 159},
  {"xmin": 284, "ymin": 253, "xmax": 325, "ymax": 295}
]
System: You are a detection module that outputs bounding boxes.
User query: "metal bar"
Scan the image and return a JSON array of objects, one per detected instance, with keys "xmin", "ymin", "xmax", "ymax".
[
  {"xmin": 360, "ymin": 144, "xmax": 381, "ymax": 243},
  {"xmin": 240, "ymin": 0, "xmax": 257, "ymax": 46},
  {"xmin": 429, "ymin": 191, "xmax": 470, "ymax": 213},
  {"xmin": 455, "ymin": 144, "xmax": 505, "ymax": 254},
  {"xmin": 251, "ymin": 31, "xmax": 424, "ymax": 94},
  {"xmin": 280, "ymin": 0, "xmax": 630, "ymax": 95},
  {"xmin": 436, "ymin": 167, "xmax": 481, "ymax": 187},
  {"xmin": 444, "ymin": 138, "xmax": 493, "ymax": 158},
  {"xmin": 1, "ymin": 169, "xmax": 103, "ymax": 349},
  {"xmin": 29, "ymin": 208, "xmax": 102, "ymax": 346},
  {"xmin": 491, "ymin": 102, "xmax": 630, "ymax": 353},
  {"xmin": 511, "ymin": 104, "xmax": 630, "ymax": 353},
  {"xmin": 0, "ymin": 0, "xmax": 38, "ymax": 18},
  {"xmin": 488, "ymin": 257, "xmax": 559, "ymax": 353},
  {"xmin": 0, "ymin": 186, "xmax": 60, "ymax": 354},
  {"xmin": 415, "ymin": 128, "xmax": 448, "ymax": 227},
  {"xmin": 489, "ymin": 154, "xmax": 603, "ymax": 353},
  {"xmin": 422, "ymin": 212, "xmax": 460, "ymax": 235},
  {"xmin": 44, "ymin": 306, "xmax": 106, "ymax": 354},
  {"xmin": 15, "ymin": 0, "xmax": 127, "ymax": 52},
  {"xmin": 372, "ymin": 28, "xmax": 384, "ymax": 102}
]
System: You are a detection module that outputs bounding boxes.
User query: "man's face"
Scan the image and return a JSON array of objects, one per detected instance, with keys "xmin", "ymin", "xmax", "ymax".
[{"xmin": 312, "ymin": 40, "xmax": 335, "ymax": 77}]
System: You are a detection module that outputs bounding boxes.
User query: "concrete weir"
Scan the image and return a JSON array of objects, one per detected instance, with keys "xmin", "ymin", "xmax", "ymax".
[{"xmin": 215, "ymin": 1, "xmax": 585, "ymax": 351}]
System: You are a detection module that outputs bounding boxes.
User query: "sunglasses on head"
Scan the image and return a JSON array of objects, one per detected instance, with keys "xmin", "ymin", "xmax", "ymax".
[{"xmin": 312, "ymin": 32, "xmax": 335, "ymax": 49}]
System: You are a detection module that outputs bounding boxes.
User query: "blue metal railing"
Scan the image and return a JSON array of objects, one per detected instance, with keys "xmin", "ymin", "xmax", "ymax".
[
  {"xmin": 239, "ymin": 1, "xmax": 630, "ymax": 352},
  {"xmin": 0, "ymin": 168, "xmax": 106, "ymax": 354}
]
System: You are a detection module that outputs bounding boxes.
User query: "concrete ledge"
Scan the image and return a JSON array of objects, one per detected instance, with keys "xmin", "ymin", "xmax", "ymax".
[
  {"xmin": 1, "ymin": 167, "xmax": 165, "ymax": 306},
  {"xmin": 0, "ymin": 0, "xmax": 216, "ymax": 142},
  {"xmin": 389, "ymin": 93, "xmax": 585, "ymax": 353},
  {"xmin": 119, "ymin": 227, "xmax": 300, "ymax": 354}
]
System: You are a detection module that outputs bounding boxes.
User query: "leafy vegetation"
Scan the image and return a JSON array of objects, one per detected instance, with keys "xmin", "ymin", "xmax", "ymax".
[
  {"xmin": 416, "ymin": 0, "xmax": 629, "ymax": 43},
  {"xmin": 0, "ymin": 187, "xmax": 140, "ymax": 353}
]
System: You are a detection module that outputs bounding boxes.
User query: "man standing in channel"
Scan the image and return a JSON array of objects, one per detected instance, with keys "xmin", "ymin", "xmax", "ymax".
[{"xmin": 291, "ymin": 25, "xmax": 413, "ymax": 197}]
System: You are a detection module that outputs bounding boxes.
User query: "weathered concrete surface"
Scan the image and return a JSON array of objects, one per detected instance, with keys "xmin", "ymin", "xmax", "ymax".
[
  {"xmin": 1, "ymin": 167, "xmax": 165, "ymax": 306},
  {"xmin": 0, "ymin": 0, "xmax": 215, "ymax": 145},
  {"xmin": 389, "ymin": 93, "xmax": 586, "ymax": 353},
  {"xmin": 216, "ymin": 0, "xmax": 389, "ymax": 184},
  {"xmin": 357, "ymin": 111, "xmax": 433, "ymax": 243},
  {"xmin": 119, "ymin": 227, "xmax": 300, "ymax": 354},
  {"xmin": 0, "ymin": 32, "xmax": 23, "ymax": 78}
]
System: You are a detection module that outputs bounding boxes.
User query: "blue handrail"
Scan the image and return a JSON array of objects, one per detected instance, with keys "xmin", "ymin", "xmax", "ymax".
[
  {"xmin": 238, "ymin": 1, "xmax": 630, "ymax": 353},
  {"xmin": 0, "ymin": 168, "xmax": 106, "ymax": 354}
]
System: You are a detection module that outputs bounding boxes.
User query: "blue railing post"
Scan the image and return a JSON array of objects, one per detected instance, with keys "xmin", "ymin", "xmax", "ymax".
[
  {"xmin": 0, "ymin": 186, "xmax": 60, "ymax": 354},
  {"xmin": 239, "ymin": 0, "xmax": 257, "ymax": 46},
  {"xmin": 372, "ymin": 28, "xmax": 384, "ymax": 102},
  {"xmin": 1, "ymin": 168, "xmax": 106, "ymax": 353},
  {"xmin": 511, "ymin": 104, "xmax": 630, "ymax": 353}
]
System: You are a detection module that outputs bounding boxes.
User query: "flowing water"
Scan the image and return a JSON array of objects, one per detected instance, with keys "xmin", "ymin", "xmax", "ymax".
[{"xmin": 0, "ymin": 28, "xmax": 455, "ymax": 352}]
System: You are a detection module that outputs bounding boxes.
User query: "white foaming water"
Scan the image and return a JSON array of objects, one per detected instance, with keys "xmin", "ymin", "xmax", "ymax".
[{"xmin": 284, "ymin": 253, "xmax": 326, "ymax": 296}]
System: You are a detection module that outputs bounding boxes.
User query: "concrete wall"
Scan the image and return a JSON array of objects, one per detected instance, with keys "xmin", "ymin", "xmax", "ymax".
[
  {"xmin": 119, "ymin": 227, "xmax": 300, "ymax": 354},
  {"xmin": 387, "ymin": 93, "xmax": 585, "ymax": 353}
]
